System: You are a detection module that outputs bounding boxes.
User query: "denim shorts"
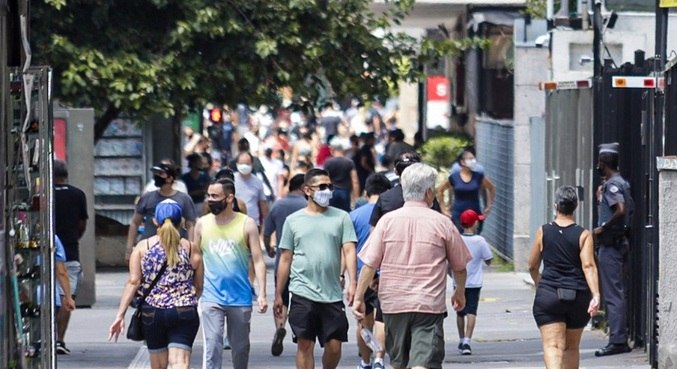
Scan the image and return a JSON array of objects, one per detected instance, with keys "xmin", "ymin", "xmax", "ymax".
[
  {"xmin": 141, "ymin": 305, "xmax": 200, "ymax": 352},
  {"xmin": 56, "ymin": 261, "xmax": 82, "ymax": 297}
]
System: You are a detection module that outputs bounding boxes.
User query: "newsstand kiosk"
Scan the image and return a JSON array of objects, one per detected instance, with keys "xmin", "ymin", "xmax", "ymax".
[{"xmin": 2, "ymin": 66, "xmax": 56, "ymax": 369}]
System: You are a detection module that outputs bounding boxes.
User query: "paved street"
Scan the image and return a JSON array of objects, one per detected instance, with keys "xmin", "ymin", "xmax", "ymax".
[{"xmin": 57, "ymin": 260, "xmax": 650, "ymax": 369}]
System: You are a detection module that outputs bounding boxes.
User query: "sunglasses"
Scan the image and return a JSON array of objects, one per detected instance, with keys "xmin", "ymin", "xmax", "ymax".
[{"xmin": 310, "ymin": 183, "xmax": 334, "ymax": 191}]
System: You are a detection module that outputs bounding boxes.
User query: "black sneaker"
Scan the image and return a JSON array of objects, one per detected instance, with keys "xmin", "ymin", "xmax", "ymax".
[
  {"xmin": 461, "ymin": 343, "xmax": 472, "ymax": 355},
  {"xmin": 56, "ymin": 341, "xmax": 70, "ymax": 355},
  {"xmin": 458, "ymin": 342, "xmax": 463, "ymax": 351},
  {"xmin": 271, "ymin": 327, "xmax": 286, "ymax": 356},
  {"xmin": 595, "ymin": 343, "xmax": 631, "ymax": 357}
]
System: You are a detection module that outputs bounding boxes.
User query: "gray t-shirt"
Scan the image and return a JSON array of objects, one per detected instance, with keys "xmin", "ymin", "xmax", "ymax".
[
  {"xmin": 234, "ymin": 172, "xmax": 266, "ymax": 225},
  {"xmin": 263, "ymin": 194, "xmax": 307, "ymax": 239},
  {"xmin": 279, "ymin": 207, "xmax": 357, "ymax": 303},
  {"xmin": 136, "ymin": 190, "xmax": 196, "ymax": 239}
]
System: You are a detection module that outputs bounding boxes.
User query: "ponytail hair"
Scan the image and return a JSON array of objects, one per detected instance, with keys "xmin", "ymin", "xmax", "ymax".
[{"xmin": 157, "ymin": 217, "xmax": 181, "ymax": 268}]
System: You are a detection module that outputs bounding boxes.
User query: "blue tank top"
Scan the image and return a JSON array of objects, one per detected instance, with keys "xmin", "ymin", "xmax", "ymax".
[
  {"xmin": 199, "ymin": 213, "xmax": 253, "ymax": 306},
  {"xmin": 449, "ymin": 170, "xmax": 483, "ymax": 220}
]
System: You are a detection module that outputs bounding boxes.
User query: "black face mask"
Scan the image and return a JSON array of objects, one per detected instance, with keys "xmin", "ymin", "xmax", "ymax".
[
  {"xmin": 153, "ymin": 175, "xmax": 166, "ymax": 188},
  {"xmin": 596, "ymin": 164, "xmax": 605, "ymax": 177},
  {"xmin": 208, "ymin": 200, "xmax": 227, "ymax": 215}
]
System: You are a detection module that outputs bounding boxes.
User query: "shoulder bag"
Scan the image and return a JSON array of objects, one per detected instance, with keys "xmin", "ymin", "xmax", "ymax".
[{"xmin": 127, "ymin": 262, "xmax": 167, "ymax": 341}]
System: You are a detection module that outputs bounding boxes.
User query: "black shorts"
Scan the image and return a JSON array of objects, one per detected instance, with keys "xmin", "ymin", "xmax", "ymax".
[
  {"xmin": 533, "ymin": 284, "xmax": 592, "ymax": 329},
  {"xmin": 457, "ymin": 287, "xmax": 481, "ymax": 317},
  {"xmin": 288, "ymin": 293, "xmax": 349, "ymax": 347},
  {"xmin": 364, "ymin": 287, "xmax": 383, "ymax": 323}
]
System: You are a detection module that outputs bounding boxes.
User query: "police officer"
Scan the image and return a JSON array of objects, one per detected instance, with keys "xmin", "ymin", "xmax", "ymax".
[{"xmin": 593, "ymin": 142, "xmax": 632, "ymax": 357}]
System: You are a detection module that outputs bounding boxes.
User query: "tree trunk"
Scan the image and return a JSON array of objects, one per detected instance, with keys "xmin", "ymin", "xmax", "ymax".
[{"xmin": 94, "ymin": 105, "xmax": 121, "ymax": 143}]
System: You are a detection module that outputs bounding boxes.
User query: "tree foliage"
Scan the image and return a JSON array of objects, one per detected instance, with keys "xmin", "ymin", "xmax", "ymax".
[
  {"xmin": 420, "ymin": 134, "xmax": 469, "ymax": 171},
  {"xmin": 32, "ymin": 0, "xmax": 485, "ymax": 141}
]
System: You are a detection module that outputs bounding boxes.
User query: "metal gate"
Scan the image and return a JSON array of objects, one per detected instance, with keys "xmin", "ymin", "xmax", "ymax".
[
  {"xmin": 541, "ymin": 88, "xmax": 595, "ymax": 231},
  {"xmin": 475, "ymin": 117, "xmax": 514, "ymax": 259},
  {"xmin": 596, "ymin": 55, "xmax": 661, "ymax": 366},
  {"xmin": 665, "ymin": 57, "xmax": 677, "ymax": 156}
]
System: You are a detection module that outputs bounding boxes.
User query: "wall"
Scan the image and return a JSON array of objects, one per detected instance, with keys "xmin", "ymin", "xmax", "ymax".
[
  {"xmin": 551, "ymin": 13, "xmax": 677, "ymax": 81},
  {"xmin": 398, "ymin": 81, "xmax": 420, "ymax": 143},
  {"xmin": 657, "ymin": 157, "xmax": 677, "ymax": 368},
  {"xmin": 512, "ymin": 45, "xmax": 549, "ymax": 271},
  {"xmin": 62, "ymin": 109, "xmax": 97, "ymax": 306}
]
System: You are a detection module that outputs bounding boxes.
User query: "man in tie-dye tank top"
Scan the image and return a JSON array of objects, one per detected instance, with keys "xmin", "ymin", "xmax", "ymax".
[{"xmin": 194, "ymin": 178, "xmax": 268, "ymax": 369}]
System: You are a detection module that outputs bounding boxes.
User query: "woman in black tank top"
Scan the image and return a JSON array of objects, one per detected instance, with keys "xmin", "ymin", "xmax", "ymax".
[{"xmin": 528, "ymin": 186, "xmax": 601, "ymax": 369}]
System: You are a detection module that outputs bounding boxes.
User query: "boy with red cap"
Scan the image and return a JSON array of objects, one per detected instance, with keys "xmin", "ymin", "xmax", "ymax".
[{"xmin": 455, "ymin": 209, "xmax": 493, "ymax": 355}]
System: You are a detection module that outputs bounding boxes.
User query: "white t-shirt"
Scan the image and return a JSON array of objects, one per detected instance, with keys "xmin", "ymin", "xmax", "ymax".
[{"xmin": 460, "ymin": 234, "xmax": 493, "ymax": 288}]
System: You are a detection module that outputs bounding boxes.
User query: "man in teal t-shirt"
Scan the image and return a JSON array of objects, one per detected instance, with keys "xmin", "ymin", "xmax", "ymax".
[{"xmin": 274, "ymin": 168, "xmax": 357, "ymax": 369}]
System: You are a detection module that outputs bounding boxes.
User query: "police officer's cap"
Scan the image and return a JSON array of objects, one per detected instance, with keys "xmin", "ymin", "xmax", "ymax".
[{"xmin": 598, "ymin": 142, "xmax": 620, "ymax": 155}]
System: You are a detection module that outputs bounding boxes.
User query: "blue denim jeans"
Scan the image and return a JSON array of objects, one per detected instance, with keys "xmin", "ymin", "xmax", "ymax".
[{"xmin": 141, "ymin": 305, "xmax": 199, "ymax": 352}]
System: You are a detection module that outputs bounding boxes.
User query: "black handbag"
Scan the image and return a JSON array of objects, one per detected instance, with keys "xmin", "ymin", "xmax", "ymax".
[{"xmin": 127, "ymin": 262, "xmax": 167, "ymax": 341}]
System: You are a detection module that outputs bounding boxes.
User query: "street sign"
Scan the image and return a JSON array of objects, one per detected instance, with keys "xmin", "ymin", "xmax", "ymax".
[
  {"xmin": 425, "ymin": 76, "xmax": 450, "ymax": 130},
  {"xmin": 660, "ymin": 0, "xmax": 677, "ymax": 8}
]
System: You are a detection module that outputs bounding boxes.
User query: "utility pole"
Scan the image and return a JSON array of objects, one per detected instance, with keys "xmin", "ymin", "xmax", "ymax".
[
  {"xmin": 655, "ymin": 0, "xmax": 668, "ymax": 71},
  {"xmin": 592, "ymin": 1, "xmax": 603, "ymax": 153}
]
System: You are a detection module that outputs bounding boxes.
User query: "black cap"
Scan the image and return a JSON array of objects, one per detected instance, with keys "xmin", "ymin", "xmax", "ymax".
[
  {"xmin": 394, "ymin": 151, "xmax": 421, "ymax": 174},
  {"xmin": 151, "ymin": 163, "xmax": 177, "ymax": 178}
]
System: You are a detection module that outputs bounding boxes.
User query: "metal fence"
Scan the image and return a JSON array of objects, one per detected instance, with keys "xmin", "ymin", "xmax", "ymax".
[
  {"xmin": 476, "ymin": 117, "xmax": 514, "ymax": 259},
  {"xmin": 541, "ymin": 88, "xmax": 595, "ymax": 231}
]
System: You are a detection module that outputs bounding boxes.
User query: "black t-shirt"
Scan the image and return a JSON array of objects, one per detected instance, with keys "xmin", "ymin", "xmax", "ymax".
[
  {"xmin": 54, "ymin": 184, "xmax": 88, "ymax": 262},
  {"xmin": 369, "ymin": 185, "xmax": 441, "ymax": 227},
  {"xmin": 323, "ymin": 157, "xmax": 355, "ymax": 189}
]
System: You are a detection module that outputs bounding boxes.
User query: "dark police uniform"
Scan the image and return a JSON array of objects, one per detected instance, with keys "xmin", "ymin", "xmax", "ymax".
[{"xmin": 597, "ymin": 173, "xmax": 630, "ymax": 346}]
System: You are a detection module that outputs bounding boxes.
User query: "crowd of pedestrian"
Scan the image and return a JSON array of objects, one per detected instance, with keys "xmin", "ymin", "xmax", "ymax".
[{"xmin": 96, "ymin": 99, "xmax": 633, "ymax": 369}]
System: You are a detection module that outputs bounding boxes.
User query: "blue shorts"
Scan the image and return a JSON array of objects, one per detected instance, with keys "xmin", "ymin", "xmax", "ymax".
[
  {"xmin": 141, "ymin": 305, "xmax": 200, "ymax": 352},
  {"xmin": 457, "ymin": 287, "xmax": 481, "ymax": 317}
]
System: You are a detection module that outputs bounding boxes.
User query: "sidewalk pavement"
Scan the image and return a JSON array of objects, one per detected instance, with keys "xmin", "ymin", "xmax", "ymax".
[{"xmin": 58, "ymin": 261, "xmax": 651, "ymax": 369}]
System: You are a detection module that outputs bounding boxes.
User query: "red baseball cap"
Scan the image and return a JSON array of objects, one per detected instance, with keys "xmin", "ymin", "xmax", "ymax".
[{"xmin": 460, "ymin": 209, "xmax": 485, "ymax": 227}]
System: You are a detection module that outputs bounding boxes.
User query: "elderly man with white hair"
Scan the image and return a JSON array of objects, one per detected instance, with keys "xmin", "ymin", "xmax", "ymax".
[{"xmin": 353, "ymin": 162, "xmax": 471, "ymax": 369}]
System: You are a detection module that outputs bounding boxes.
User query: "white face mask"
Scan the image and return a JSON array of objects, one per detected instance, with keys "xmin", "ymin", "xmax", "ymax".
[
  {"xmin": 313, "ymin": 189, "xmax": 333, "ymax": 208},
  {"xmin": 237, "ymin": 164, "xmax": 253, "ymax": 175},
  {"xmin": 465, "ymin": 159, "xmax": 477, "ymax": 170}
]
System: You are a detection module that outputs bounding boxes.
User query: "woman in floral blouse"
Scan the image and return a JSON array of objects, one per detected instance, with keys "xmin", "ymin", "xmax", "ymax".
[{"xmin": 109, "ymin": 199, "xmax": 203, "ymax": 369}]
